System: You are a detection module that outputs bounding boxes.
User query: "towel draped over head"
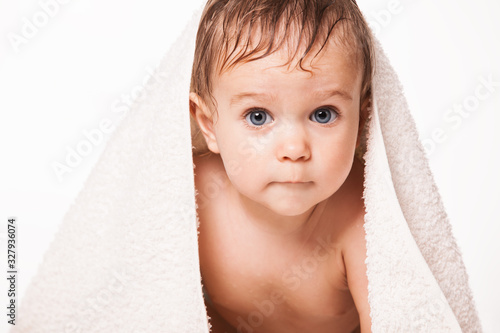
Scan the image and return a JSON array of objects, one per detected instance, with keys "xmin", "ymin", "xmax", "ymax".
[{"xmin": 13, "ymin": 3, "xmax": 481, "ymax": 333}]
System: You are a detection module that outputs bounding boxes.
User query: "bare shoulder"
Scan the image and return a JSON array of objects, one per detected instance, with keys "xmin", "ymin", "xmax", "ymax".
[
  {"xmin": 340, "ymin": 209, "xmax": 372, "ymax": 332},
  {"xmin": 331, "ymin": 157, "xmax": 371, "ymax": 332}
]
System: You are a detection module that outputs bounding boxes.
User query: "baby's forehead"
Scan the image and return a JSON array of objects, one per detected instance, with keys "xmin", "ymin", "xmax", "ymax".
[
  {"xmin": 212, "ymin": 41, "xmax": 364, "ymax": 106},
  {"xmin": 214, "ymin": 20, "xmax": 362, "ymax": 78},
  {"xmin": 215, "ymin": 32, "xmax": 362, "ymax": 80}
]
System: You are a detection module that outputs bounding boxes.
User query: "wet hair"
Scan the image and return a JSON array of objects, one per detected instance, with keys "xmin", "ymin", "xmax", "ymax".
[{"xmin": 190, "ymin": 0, "xmax": 374, "ymax": 154}]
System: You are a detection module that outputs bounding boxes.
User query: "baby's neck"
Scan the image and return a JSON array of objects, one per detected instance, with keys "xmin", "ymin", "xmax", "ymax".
[{"xmin": 228, "ymin": 186, "xmax": 330, "ymax": 243}]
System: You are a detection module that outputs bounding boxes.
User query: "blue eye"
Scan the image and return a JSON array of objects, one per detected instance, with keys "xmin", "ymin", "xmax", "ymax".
[
  {"xmin": 245, "ymin": 110, "xmax": 272, "ymax": 126},
  {"xmin": 310, "ymin": 108, "xmax": 337, "ymax": 124}
]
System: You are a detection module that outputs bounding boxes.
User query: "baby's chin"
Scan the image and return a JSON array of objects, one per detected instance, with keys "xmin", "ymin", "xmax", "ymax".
[
  {"xmin": 235, "ymin": 181, "xmax": 334, "ymax": 218},
  {"xmin": 259, "ymin": 196, "xmax": 322, "ymax": 218},
  {"xmin": 259, "ymin": 184, "xmax": 334, "ymax": 217}
]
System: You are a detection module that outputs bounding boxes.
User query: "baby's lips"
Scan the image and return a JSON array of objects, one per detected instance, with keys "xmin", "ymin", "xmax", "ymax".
[{"xmin": 274, "ymin": 180, "xmax": 312, "ymax": 184}]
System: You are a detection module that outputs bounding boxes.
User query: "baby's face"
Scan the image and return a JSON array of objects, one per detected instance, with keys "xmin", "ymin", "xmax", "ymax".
[{"xmin": 207, "ymin": 43, "xmax": 363, "ymax": 217}]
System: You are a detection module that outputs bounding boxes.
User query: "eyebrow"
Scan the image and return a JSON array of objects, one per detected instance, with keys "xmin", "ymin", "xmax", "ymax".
[
  {"xmin": 229, "ymin": 89, "xmax": 353, "ymax": 107},
  {"xmin": 313, "ymin": 89, "xmax": 353, "ymax": 102},
  {"xmin": 230, "ymin": 92, "xmax": 275, "ymax": 107}
]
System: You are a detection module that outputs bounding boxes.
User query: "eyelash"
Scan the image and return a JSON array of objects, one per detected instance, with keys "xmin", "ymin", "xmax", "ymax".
[
  {"xmin": 242, "ymin": 106, "xmax": 341, "ymax": 129},
  {"xmin": 242, "ymin": 108, "xmax": 271, "ymax": 129}
]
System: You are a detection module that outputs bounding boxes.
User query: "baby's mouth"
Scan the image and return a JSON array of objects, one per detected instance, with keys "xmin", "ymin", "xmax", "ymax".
[{"xmin": 282, "ymin": 181, "xmax": 308, "ymax": 183}]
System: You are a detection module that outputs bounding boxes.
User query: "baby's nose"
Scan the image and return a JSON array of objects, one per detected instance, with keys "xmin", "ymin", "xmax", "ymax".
[{"xmin": 275, "ymin": 124, "xmax": 311, "ymax": 162}]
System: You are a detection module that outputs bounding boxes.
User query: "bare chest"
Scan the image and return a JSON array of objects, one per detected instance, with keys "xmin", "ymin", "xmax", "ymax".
[{"xmin": 198, "ymin": 205, "xmax": 360, "ymax": 333}]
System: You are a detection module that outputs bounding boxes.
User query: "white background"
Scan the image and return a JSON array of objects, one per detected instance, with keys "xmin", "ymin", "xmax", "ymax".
[{"xmin": 0, "ymin": 0, "xmax": 499, "ymax": 332}]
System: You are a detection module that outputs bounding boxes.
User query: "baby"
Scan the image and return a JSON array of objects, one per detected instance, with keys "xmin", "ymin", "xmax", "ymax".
[{"xmin": 190, "ymin": 0, "xmax": 373, "ymax": 332}]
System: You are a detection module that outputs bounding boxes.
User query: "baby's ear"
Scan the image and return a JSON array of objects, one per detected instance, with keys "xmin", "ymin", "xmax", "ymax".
[
  {"xmin": 189, "ymin": 92, "xmax": 220, "ymax": 154},
  {"xmin": 356, "ymin": 97, "xmax": 371, "ymax": 148}
]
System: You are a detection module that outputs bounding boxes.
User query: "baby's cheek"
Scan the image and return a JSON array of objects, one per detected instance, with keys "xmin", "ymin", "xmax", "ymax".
[
  {"xmin": 324, "ymin": 150, "xmax": 354, "ymax": 181},
  {"xmin": 217, "ymin": 134, "xmax": 248, "ymax": 165}
]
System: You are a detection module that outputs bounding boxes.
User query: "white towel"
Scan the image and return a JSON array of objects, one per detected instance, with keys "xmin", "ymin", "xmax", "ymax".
[{"xmin": 12, "ymin": 3, "xmax": 481, "ymax": 333}]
